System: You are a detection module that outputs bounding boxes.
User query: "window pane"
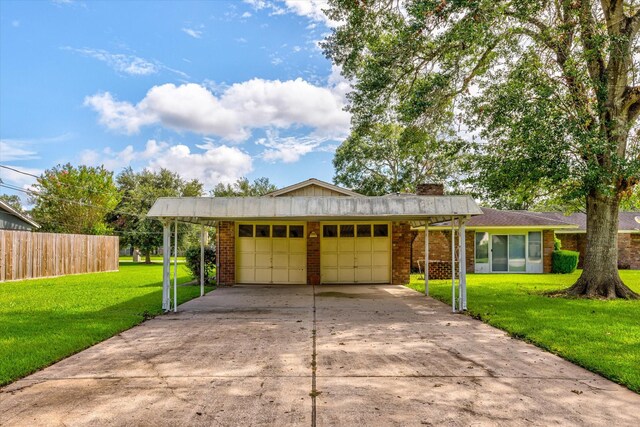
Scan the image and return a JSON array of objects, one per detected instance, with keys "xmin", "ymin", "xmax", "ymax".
[
  {"xmin": 509, "ymin": 235, "xmax": 526, "ymax": 272},
  {"xmin": 289, "ymin": 225, "xmax": 304, "ymax": 238},
  {"xmin": 273, "ymin": 225, "xmax": 286, "ymax": 238},
  {"xmin": 238, "ymin": 224, "xmax": 253, "ymax": 237},
  {"xmin": 373, "ymin": 224, "xmax": 388, "ymax": 237},
  {"xmin": 340, "ymin": 225, "xmax": 354, "ymax": 237},
  {"xmin": 475, "ymin": 232, "xmax": 489, "ymax": 263},
  {"xmin": 256, "ymin": 225, "xmax": 270, "ymax": 238},
  {"xmin": 491, "ymin": 235, "xmax": 508, "ymax": 272},
  {"xmin": 528, "ymin": 232, "xmax": 542, "ymax": 260},
  {"xmin": 357, "ymin": 224, "xmax": 371, "ymax": 237},
  {"xmin": 323, "ymin": 225, "xmax": 337, "ymax": 237}
]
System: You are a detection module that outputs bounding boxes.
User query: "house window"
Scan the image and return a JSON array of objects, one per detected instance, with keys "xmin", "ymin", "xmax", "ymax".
[
  {"xmin": 508, "ymin": 235, "xmax": 526, "ymax": 272},
  {"xmin": 528, "ymin": 232, "xmax": 542, "ymax": 261},
  {"xmin": 238, "ymin": 224, "xmax": 253, "ymax": 238},
  {"xmin": 373, "ymin": 224, "xmax": 388, "ymax": 237},
  {"xmin": 357, "ymin": 224, "xmax": 371, "ymax": 237},
  {"xmin": 273, "ymin": 225, "xmax": 287, "ymax": 238},
  {"xmin": 475, "ymin": 232, "xmax": 489, "ymax": 263},
  {"xmin": 256, "ymin": 225, "xmax": 270, "ymax": 237},
  {"xmin": 340, "ymin": 225, "xmax": 355, "ymax": 237},
  {"xmin": 289, "ymin": 225, "xmax": 304, "ymax": 238},
  {"xmin": 323, "ymin": 225, "xmax": 337, "ymax": 237}
]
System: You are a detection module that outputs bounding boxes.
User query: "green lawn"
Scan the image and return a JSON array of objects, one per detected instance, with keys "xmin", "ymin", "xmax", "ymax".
[
  {"xmin": 406, "ymin": 270, "xmax": 640, "ymax": 393},
  {"xmin": 119, "ymin": 256, "xmax": 186, "ymax": 263},
  {"xmin": 0, "ymin": 262, "xmax": 213, "ymax": 386}
]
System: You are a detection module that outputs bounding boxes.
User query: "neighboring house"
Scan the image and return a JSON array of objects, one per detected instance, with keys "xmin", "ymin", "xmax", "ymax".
[
  {"xmin": 0, "ymin": 200, "xmax": 39, "ymax": 231},
  {"xmin": 412, "ymin": 209, "xmax": 640, "ymax": 276},
  {"xmin": 547, "ymin": 211, "xmax": 640, "ymax": 270},
  {"xmin": 147, "ymin": 179, "xmax": 482, "ymax": 289}
]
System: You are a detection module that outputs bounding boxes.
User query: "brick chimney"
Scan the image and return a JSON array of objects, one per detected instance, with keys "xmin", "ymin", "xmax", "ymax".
[{"xmin": 416, "ymin": 183, "xmax": 444, "ymax": 196}]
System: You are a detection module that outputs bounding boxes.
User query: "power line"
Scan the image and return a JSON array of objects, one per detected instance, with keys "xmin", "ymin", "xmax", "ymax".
[
  {"xmin": 0, "ymin": 183, "xmax": 147, "ymax": 220},
  {"xmin": 0, "ymin": 164, "xmax": 40, "ymax": 179}
]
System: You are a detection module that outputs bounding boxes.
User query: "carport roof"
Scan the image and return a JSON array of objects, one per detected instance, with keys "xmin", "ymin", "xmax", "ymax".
[{"xmin": 147, "ymin": 195, "xmax": 483, "ymax": 226}]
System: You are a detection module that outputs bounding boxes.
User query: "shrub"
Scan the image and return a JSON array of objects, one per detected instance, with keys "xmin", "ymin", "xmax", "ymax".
[
  {"xmin": 554, "ymin": 236, "xmax": 562, "ymax": 251},
  {"xmin": 185, "ymin": 246, "xmax": 216, "ymax": 285},
  {"xmin": 552, "ymin": 250, "xmax": 579, "ymax": 274}
]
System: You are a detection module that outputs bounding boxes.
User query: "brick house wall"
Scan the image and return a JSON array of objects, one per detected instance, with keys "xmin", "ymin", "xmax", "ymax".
[
  {"xmin": 558, "ymin": 232, "xmax": 638, "ymax": 270},
  {"xmin": 391, "ymin": 222, "xmax": 412, "ymax": 285},
  {"xmin": 217, "ymin": 221, "xmax": 235, "ymax": 285},
  {"xmin": 307, "ymin": 221, "xmax": 320, "ymax": 285},
  {"xmin": 542, "ymin": 230, "xmax": 554, "ymax": 273},
  {"xmin": 630, "ymin": 235, "xmax": 640, "ymax": 269},
  {"xmin": 412, "ymin": 230, "xmax": 475, "ymax": 278},
  {"xmin": 618, "ymin": 233, "xmax": 632, "ymax": 269}
]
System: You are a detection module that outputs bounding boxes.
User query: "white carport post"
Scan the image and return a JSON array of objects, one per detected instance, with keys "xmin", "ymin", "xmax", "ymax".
[
  {"xmin": 173, "ymin": 219, "xmax": 178, "ymax": 313},
  {"xmin": 451, "ymin": 216, "xmax": 457, "ymax": 313},
  {"xmin": 459, "ymin": 219, "xmax": 467, "ymax": 311},
  {"xmin": 200, "ymin": 224, "xmax": 205, "ymax": 297},
  {"xmin": 162, "ymin": 221, "xmax": 171, "ymax": 311},
  {"xmin": 424, "ymin": 220, "xmax": 429, "ymax": 296}
]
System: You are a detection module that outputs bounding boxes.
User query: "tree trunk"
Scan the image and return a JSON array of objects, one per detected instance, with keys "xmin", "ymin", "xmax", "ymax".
[
  {"xmin": 564, "ymin": 192, "xmax": 638, "ymax": 299},
  {"xmin": 145, "ymin": 251, "xmax": 151, "ymax": 264}
]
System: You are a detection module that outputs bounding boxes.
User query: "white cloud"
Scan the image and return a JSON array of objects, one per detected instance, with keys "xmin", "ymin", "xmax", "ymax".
[
  {"xmin": 244, "ymin": 0, "xmax": 336, "ymax": 26},
  {"xmin": 85, "ymin": 77, "xmax": 350, "ymax": 141},
  {"xmin": 63, "ymin": 47, "xmax": 159, "ymax": 76},
  {"xmin": 256, "ymin": 132, "xmax": 327, "ymax": 163},
  {"xmin": 79, "ymin": 140, "xmax": 252, "ymax": 186},
  {"xmin": 241, "ymin": 11, "xmax": 252, "ymax": 18},
  {"xmin": 63, "ymin": 47, "xmax": 188, "ymax": 78},
  {"xmin": 236, "ymin": 37, "xmax": 248, "ymax": 43},
  {"xmin": 282, "ymin": 0, "xmax": 335, "ymax": 26},
  {"xmin": 84, "ymin": 92, "xmax": 157, "ymax": 134},
  {"xmin": 149, "ymin": 142, "xmax": 252, "ymax": 185},
  {"xmin": 0, "ymin": 140, "xmax": 39, "ymax": 161},
  {"xmin": 182, "ymin": 27, "xmax": 203, "ymax": 39}
]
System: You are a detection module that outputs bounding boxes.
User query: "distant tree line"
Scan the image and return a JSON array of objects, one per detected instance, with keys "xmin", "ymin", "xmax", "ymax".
[{"xmin": 1, "ymin": 163, "xmax": 276, "ymax": 264}]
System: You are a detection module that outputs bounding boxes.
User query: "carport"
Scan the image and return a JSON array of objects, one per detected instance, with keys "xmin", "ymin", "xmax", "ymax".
[{"xmin": 147, "ymin": 195, "xmax": 483, "ymax": 313}]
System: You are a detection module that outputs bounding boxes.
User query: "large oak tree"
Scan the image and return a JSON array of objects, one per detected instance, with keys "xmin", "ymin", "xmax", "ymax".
[{"xmin": 324, "ymin": 0, "xmax": 640, "ymax": 299}]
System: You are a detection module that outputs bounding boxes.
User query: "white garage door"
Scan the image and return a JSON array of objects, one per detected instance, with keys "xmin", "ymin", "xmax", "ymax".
[
  {"xmin": 320, "ymin": 222, "xmax": 390, "ymax": 284},
  {"xmin": 236, "ymin": 223, "xmax": 307, "ymax": 284}
]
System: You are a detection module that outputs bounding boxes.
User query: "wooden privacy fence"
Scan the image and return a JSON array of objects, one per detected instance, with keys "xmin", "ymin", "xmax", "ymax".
[{"xmin": 0, "ymin": 231, "xmax": 119, "ymax": 282}]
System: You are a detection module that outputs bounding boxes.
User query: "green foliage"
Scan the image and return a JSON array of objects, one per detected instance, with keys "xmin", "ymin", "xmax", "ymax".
[
  {"xmin": 554, "ymin": 237, "xmax": 562, "ymax": 251},
  {"xmin": 552, "ymin": 250, "xmax": 580, "ymax": 274},
  {"xmin": 184, "ymin": 246, "xmax": 216, "ymax": 285},
  {"xmin": 323, "ymin": 0, "xmax": 639, "ymax": 208},
  {"xmin": 0, "ymin": 262, "xmax": 214, "ymax": 386},
  {"xmin": 211, "ymin": 177, "xmax": 277, "ymax": 197},
  {"xmin": 111, "ymin": 168, "xmax": 203, "ymax": 260},
  {"xmin": 406, "ymin": 272, "xmax": 640, "ymax": 393},
  {"xmin": 0, "ymin": 194, "xmax": 23, "ymax": 212},
  {"xmin": 333, "ymin": 123, "xmax": 466, "ymax": 195},
  {"xmin": 30, "ymin": 163, "xmax": 120, "ymax": 234}
]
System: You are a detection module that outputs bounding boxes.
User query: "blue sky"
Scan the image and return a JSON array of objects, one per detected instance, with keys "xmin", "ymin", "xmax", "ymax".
[{"xmin": 0, "ymin": 0, "xmax": 348, "ymax": 198}]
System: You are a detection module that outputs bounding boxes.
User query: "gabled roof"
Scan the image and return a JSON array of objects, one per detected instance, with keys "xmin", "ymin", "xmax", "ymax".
[
  {"xmin": 264, "ymin": 178, "xmax": 362, "ymax": 198},
  {"xmin": 428, "ymin": 208, "xmax": 578, "ymax": 230},
  {"xmin": 0, "ymin": 200, "xmax": 40, "ymax": 228},
  {"xmin": 147, "ymin": 195, "xmax": 483, "ymax": 226}
]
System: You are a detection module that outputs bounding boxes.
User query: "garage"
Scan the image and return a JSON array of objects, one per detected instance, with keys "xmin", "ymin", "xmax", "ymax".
[
  {"xmin": 320, "ymin": 222, "xmax": 390, "ymax": 284},
  {"xmin": 236, "ymin": 222, "xmax": 306, "ymax": 284}
]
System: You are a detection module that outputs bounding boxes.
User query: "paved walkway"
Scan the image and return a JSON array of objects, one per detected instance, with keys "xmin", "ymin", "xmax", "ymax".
[{"xmin": 1, "ymin": 285, "xmax": 639, "ymax": 426}]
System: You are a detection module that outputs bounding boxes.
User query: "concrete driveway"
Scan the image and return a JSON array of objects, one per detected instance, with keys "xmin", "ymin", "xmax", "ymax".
[{"xmin": 1, "ymin": 285, "xmax": 639, "ymax": 426}]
